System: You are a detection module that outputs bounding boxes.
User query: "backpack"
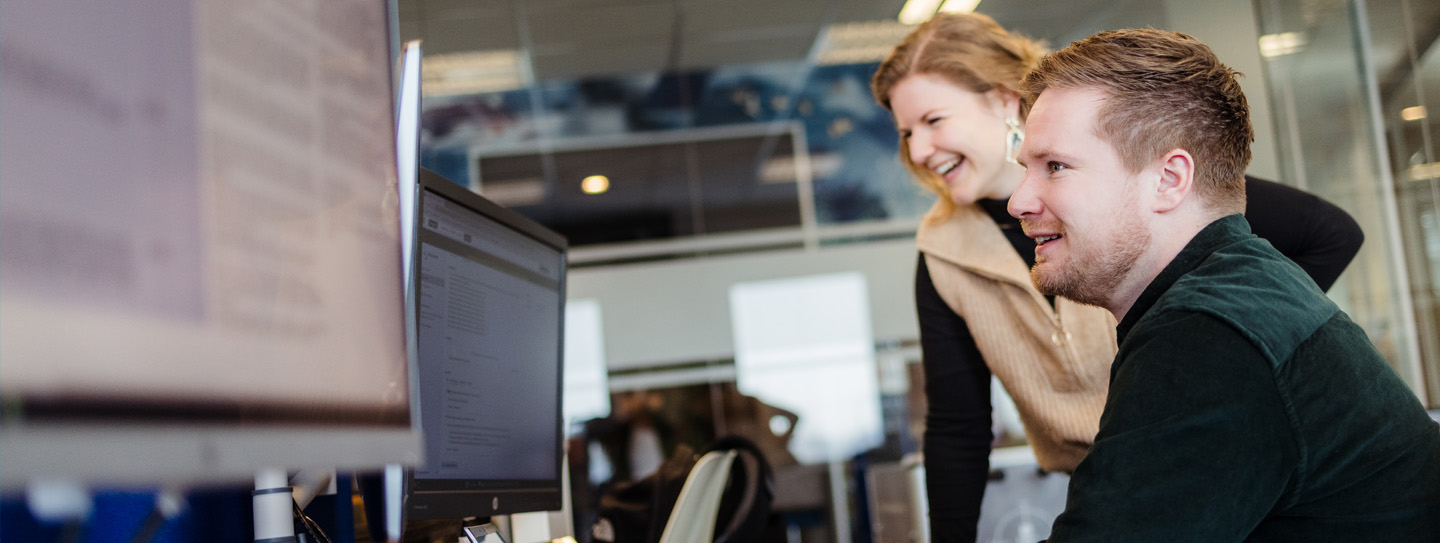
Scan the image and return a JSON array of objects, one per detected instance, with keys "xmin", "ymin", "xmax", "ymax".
[{"xmin": 591, "ymin": 436, "xmax": 773, "ymax": 543}]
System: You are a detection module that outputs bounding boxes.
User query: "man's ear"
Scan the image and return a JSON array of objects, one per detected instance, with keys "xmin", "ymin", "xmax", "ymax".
[{"xmin": 1152, "ymin": 149, "xmax": 1194, "ymax": 213}]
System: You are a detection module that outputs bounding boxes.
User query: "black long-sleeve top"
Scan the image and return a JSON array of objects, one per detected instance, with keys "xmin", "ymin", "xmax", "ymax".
[{"xmin": 915, "ymin": 177, "xmax": 1364, "ymax": 543}]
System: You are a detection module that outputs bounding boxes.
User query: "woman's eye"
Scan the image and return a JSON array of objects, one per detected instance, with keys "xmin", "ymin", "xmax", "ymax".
[{"xmin": 926, "ymin": 116, "xmax": 942, "ymax": 126}]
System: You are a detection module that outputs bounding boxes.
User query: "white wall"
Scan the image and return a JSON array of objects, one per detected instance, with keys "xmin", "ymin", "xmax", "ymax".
[{"xmin": 567, "ymin": 238, "xmax": 919, "ymax": 370}]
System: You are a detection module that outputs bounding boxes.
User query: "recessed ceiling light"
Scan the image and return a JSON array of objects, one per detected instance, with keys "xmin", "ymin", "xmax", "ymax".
[
  {"xmin": 581, "ymin": 175, "xmax": 610, "ymax": 194},
  {"xmin": 1402, "ymin": 106, "xmax": 1427, "ymax": 121}
]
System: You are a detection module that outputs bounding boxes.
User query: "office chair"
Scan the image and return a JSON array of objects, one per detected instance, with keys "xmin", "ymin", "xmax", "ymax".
[{"xmin": 656, "ymin": 449, "xmax": 738, "ymax": 543}]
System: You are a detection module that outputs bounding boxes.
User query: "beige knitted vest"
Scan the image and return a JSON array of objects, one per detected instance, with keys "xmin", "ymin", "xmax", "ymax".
[{"xmin": 916, "ymin": 201, "xmax": 1116, "ymax": 473}]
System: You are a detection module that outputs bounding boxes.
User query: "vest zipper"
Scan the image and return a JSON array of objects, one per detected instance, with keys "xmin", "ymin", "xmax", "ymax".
[{"xmin": 1049, "ymin": 301, "xmax": 1073, "ymax": 352}]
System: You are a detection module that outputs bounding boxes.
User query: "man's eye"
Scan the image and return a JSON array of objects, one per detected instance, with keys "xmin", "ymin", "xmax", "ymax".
[{"xmin": 1048, "ymin": 162, "xmax": 1068, "ymax": 173}]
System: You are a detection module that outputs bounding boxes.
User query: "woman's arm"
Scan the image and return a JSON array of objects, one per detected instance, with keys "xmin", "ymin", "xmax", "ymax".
[
  {"xmin": 1243, "ymin": 176, "xmax": 1363, "ymax": 291},
  {"xmin": 916, "ymin": 254, "xmax": 994, "ymax": 542}
]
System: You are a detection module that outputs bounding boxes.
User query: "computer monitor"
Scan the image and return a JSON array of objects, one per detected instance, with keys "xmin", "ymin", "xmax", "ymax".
[
  {"xmin": 403, "ymin": 168, "xmax": 567, "ymax": 521},
  {"xmin": 0, "ymin": 0, "xmax": 419, "ymax": 488}
]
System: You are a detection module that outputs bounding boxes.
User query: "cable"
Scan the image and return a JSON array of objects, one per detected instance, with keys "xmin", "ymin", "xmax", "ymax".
[
  {"xmin": 292, "ymin": 499, "xmax": 334, "ymax": 543},
  {"xmin": 129, "ymin": 490, "xmax": 184, "ymax": 543},
  {"xmin": 128, "ymin": 507, "xmax": 166, "ymax": 543}
]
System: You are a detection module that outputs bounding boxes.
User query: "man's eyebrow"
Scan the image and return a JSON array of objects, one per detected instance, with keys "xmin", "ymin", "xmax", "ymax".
[
  {"xmin": 1020, "ymin": 146, "xmax": 1050, "ymax": 162},
  {"xmin": 1022, "ymin": 147, "xmax": 1081, "ymax": 166},
  {"xmin": 1018, "ymin": 147, "xmax": 1052, "ymax": 166}
]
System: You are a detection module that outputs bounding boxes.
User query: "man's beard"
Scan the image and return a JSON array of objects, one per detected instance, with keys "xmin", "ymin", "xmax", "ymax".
[{"xmin": 1030, "ymin": 211, "xmax": 1149, "ymax": 309}]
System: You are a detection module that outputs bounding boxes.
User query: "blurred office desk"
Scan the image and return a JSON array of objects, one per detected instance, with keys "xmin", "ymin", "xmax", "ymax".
[{"xmin": 869, "ymin": 447, "xmax": 1069, "ymax": 543}]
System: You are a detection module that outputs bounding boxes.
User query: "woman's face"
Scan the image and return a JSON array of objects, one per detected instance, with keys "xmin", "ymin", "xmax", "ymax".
[{"xmin": 889, "ymin": 73, "xmax": 1022, "ymax": 205}]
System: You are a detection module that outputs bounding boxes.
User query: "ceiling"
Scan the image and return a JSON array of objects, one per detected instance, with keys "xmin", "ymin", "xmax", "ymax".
[{"xmin": 394, "ymin": 0, "xmax": 1161, "ymax": 82}]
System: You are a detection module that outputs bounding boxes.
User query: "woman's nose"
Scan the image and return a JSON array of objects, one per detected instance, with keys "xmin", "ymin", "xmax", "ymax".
[{"xmin": 908, "ymin": 132, "xmax": 932, "ymax": 166}]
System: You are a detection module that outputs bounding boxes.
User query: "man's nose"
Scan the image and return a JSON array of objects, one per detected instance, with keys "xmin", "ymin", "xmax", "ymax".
[{"xmin": 1008, "ymin": 171, "xmax": 1042, "ymax": 219}]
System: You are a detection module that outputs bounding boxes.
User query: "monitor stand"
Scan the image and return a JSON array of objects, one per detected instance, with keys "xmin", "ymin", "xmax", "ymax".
[
  {"xmin": 253, "ymin": 468, "xmax": 297, "ymax": 543},
  {"xmin": 462, "ymin": 521, "xmax": 507, "ymax": 543}
]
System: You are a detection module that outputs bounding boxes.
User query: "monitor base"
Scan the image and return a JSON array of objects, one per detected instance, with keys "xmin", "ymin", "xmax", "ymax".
[{"xmin": 462, "ymin": 521, "xmax": 507, "ymax": 543}]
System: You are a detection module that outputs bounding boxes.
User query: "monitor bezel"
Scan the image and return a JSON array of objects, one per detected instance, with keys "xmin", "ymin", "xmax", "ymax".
[{"xmin": 402, "ymin": 168, "xmax": 568, "ymax": 519}]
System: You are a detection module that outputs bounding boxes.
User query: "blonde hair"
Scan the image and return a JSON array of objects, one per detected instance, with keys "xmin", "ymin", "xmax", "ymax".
[
  {"xmin": 871, "ymin": 13, "xmax": 1047, "ymax": 218},
  {"xmin": 1019, "ymin": 29, "xmax": 1250, "ymax": 215}
]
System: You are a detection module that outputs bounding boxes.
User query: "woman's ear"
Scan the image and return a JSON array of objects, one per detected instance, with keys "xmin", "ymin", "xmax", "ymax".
[{"xmin": 988, "ymin": 88, "xmax": 1022, "ymax": 119}]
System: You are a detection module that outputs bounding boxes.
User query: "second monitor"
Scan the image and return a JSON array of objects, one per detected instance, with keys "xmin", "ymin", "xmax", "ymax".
[{"xmin": 405, "ymin": 168, "xmax": 568, "ymax": 521}]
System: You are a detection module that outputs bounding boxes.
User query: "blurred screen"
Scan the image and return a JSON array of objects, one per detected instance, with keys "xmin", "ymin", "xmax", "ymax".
[{"xmin": 1, "ymin": 0, "xmax": 407, "ymax": 424}]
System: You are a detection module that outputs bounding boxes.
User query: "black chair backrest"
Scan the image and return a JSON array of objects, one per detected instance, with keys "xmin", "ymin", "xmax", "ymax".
[{"xmin": 707, "ymin": 435, "xmax": 773, "ymax": 543}]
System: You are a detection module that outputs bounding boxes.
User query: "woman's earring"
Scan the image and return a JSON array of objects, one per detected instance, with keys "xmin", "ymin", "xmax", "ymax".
[{"xmin": 1005, "ymin": 116, "xmax": 1024, "ymax": 165}]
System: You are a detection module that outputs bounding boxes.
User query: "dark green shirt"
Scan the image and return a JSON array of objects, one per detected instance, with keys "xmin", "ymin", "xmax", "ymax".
[{"xmin": 1047, "ymin": 215, "xmax": 1440, "ymax": 542}]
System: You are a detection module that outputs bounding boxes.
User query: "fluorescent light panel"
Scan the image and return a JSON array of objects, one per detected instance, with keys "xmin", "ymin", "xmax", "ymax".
[
  {"xmin": 898, "ymin": 0, "xmax": 943, "ymax": 24},
  {"xmin": 1259, "ymin": 32, "xmax": 1306, "ymax": 58},
  {"xmin": 422, "ymin": 49, "xmax": 530, "ymax": 96},
  {"xmin": 939, "ymin": 0, "xmax": 982, "ymax": 14},
  {"xmin": 817, "ymin": 20, "xmax": 915, "ymax": 65},
  {"xmin": 1409, "ymin": 162, "xmax": 1440, "ymax": 182},
  {"xmin": 899, "ymin": 0, "xmax": 980, "ymax": 24}
]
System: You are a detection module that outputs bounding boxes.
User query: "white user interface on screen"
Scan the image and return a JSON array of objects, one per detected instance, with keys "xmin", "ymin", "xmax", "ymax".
[{"xmin": 413, "ymin": 190, "xmax": 562, "ymax": 481}]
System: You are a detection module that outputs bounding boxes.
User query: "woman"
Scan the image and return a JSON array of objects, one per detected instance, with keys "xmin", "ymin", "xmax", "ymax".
[{"xmin": 870, "ymin": 13, "xmax": 1363, "ymax": 542}]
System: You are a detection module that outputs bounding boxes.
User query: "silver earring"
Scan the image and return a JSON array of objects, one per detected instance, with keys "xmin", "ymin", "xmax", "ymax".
[{"xmin": 1005, "ymin": 116, "xmax": 1024, "ymax": 165}]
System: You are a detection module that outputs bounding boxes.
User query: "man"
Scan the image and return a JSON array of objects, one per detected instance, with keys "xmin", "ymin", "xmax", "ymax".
[{"xmin": 1007, "ymin": 29, "xmax": 1440, "ymax": 541}]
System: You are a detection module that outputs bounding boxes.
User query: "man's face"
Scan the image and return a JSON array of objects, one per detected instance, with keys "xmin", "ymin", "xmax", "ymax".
[{"xmin": 1007, "ymin": 87, "xmax": 1150, "ymax": 310}]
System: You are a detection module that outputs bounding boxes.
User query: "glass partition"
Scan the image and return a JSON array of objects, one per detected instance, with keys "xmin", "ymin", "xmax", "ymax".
[
  {"xmin": 1255, "ymin": 0, "xmax": 1432, "ymax": 403},
  {"xmin": 1371, "ymin": 0, "xmax": 1440, "ymax": 406}
]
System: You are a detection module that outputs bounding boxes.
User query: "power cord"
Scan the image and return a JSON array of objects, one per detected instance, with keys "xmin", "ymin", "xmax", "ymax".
[{"xmin": 292, "ymin": 499, "xmax": 334, "ymax": 543}]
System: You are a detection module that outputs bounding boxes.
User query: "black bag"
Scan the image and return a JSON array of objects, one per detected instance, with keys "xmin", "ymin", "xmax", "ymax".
[{"xmin": 591, "ymin": 436, "xmax": 773, "ymax": 543}]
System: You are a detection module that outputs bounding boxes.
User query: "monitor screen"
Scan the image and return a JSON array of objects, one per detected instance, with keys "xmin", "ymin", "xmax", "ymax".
[
  {"xmin": 404, "ymin": 169, "xmax": 567, "ymax": 519},
  {"xmin": 0, "ymin": 0, "xmax": 419, "ymax": 488}
]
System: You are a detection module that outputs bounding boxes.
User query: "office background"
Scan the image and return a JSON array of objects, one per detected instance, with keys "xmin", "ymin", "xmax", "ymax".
[
  {"xmin": 2, "ymin": 0, "xmax": 1438, "ymax": 542},
  {"xmin": 406, "ymin": 0, "xmax": 1440, "ymax": 405},
  {"xmin": 407, "ymin": 1, "xmax": 1440, "ymax": 540}
]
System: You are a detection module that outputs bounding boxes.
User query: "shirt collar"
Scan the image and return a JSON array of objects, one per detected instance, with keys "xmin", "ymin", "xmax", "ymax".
[{"xmin": 1115, "ymin": 214, "xmax": 1251, "ymax": 342}]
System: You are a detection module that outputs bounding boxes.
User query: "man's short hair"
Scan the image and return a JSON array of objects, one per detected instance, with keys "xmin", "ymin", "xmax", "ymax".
[{"xmin": 1019, "ymin": 29, "xmax": 1252, "ymax": 214}]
